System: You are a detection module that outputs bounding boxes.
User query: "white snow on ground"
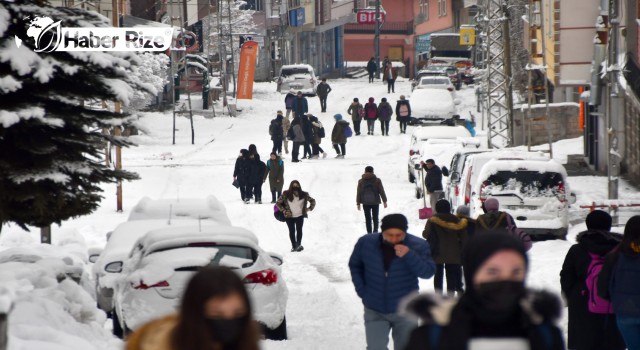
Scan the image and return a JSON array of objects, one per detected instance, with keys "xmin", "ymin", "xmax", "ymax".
[{"xmin": 2, "ymin": 76, "xmax": 640, "ymax": 349}]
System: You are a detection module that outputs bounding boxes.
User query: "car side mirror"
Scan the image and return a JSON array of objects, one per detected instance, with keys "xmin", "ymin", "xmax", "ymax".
[
  {"xmin": 569, "ymin": 193, "xmax": 577, "ymax": 205},
  {"xmin": 450, "ymin": 172, "xmax": 460, "ymax": 182},
  {"xmin": 442, "ymin": 166, "xmax": 449, "ymax": 177},
  {"xmin": 105, "ymin": 261, "xmax": 123, "ymax": 273},
  {"xmin": 88, "ymin": 247, "xmax": 103, "ymax": 263}
]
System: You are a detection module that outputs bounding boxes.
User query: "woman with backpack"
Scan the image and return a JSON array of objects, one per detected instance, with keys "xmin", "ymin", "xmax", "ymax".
[
  {"xmin": 356, "ymin": 166, "xmax": 388, "ymax": 233},
  {"xmin": 331, "ymin": 114, "xmax": 351, "ymax": 159},
  {"xmin": 377, "ymin": 97, "xmax": 393, "ymax": 136},
  {"xmin": 395, "ymin": 95, "xmax": 411, "ymax": 134},
  {"xmin": 598, "ymin": 215, "xmax": 640, "ymax": 350},
  {"xmin": 263, "ymin": 152, "xmax": 284, "ymax": 204},
  {"xmin": 347, "ymin": 98, "xmax": 364, "ymax": 136},
  {"xmin": 364, "ymin": 97, "xmax": 378, "ymax": 135},
  {"xmin": 560, "ymin": 210, "xmax": 626, "ymax": 350},
  {"xmin": 309, "ymin": 115, "xmax": 327, "ymax": 159},
  {"xmin": 276, "ymin": 180, "xmax": 316, "ymax": 252}
]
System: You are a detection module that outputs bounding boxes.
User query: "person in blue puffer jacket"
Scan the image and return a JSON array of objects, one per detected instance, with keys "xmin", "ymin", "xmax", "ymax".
[{"xmin": 349, "ymin": 213, "xmax": 436, "ymax": 350}]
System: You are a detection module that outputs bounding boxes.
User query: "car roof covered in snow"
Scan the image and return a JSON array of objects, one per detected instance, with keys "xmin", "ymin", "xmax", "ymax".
[
  {"xmin": 411, "ymin": 125, "xmax": 471, "ymax": 140},
  {"xmin": 409, "ymin": 89, "xmax": 457, "ymax": 116},
  {"xmin": 466, "ymin": 149, "xmax": 549, "ymax": 162},
  {"xmin": 128, "ymin": 196, "xmax": 231, "ymax": 225},
  {"xmin": 136, "ymin": 225, "xmax": 260, "ymax": 255},
  {"xmin": 476, "ymin": 158, "xmax": 568, "ymax": 186}
]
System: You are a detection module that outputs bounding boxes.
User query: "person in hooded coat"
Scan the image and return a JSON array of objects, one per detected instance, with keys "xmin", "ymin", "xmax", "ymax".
[
  {"xmin": 269, "ymin": 113, "xmax": 284, "ymax": 155},
  {"xmin": 395, "ymin": 95, "xmax": 411, "ymax": 134},
  {"xmin": 263, "ymin": 152, "xmax": 284, "ymax": 203},
  {"xmin": 233, "ymin": 149, "xmax": 251, "ymax": 202},
  {"xmin": 560, "ymin": 210, "xmax": 626, "ymax": 350},
  {"xmin": 356, "ymin": 166, "xmax": 388, "ymax": 233},
  {"xmin": 405, "ymin": 232, "xmax": 566, "ymax": 350},
  {"xmin": 377, "ymin": 97, "xmax": 393, "ymax": 136},
  {"xmin": 289, "ymin": 117, "xmax": 306, "ymax": 162},
  {"xmin": 284, "ymin": 90, "xmax": 296, "ymax": 118},
  {"xmin": 423, "ymin": 199, "xmax": 469, "ymax": 296},
  {"xmin": 364, "ymin": 97, "xmax": 378, "ymax": 135},
  {"xmin": 309, "ymin": 115, "xmax": 327, "ymax": 159},
  {"xmin": 347, "ymin": 97, "xmax": 364, "ymax": 136},
  {"xmin": 331, "ymin": 114, "xmax": 350, "ymax": 158},
  {"xmin": 247, "ymin": 152, "xmax": 266, "ymax": 204},
  {"xmin": 475, "ymin": 197, "xmax": 533, "ymax": 251}
]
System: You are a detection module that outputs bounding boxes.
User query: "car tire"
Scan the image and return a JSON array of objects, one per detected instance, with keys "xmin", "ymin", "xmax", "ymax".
[
  {"xmin": 408, "ymin": 166, "xmax": 415, "ymax": 183},
  {"xmin": 112, "ymin": 310, "xmax": 124, "ymax": 339},
  {"xmin": 264, "ymin": 317, "xmax": 288, "ymax": 340}
]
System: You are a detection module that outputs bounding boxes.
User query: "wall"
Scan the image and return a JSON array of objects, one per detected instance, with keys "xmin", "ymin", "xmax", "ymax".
[
  {"xmin": 414, "ymin": 0, "xmax": 455, "ymax": 36},
  {"xmin": 512, "ymin": 103, "xmax": 582, "ymax": 146},
  {"xmin": 623, "ymin": 88, "xmax": 640, "ymax": 186}
]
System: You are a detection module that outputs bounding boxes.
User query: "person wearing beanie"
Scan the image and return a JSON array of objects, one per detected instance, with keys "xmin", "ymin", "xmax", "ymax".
[
  {"xmin": 268, "ymin": 112, "xmax": 284, "ymax": 155},
  {"xmin": 405, "ymin": 232, "xmax": 566, "ymax": 350},
  {"xmin": 597, "ymin": 215, "xmax": 640, "ymax": 350},
  {"xmin": 422, "ymin": 199, "xmax": 469, "ymax": 296},
  {"xmin": 377, "ymin": 97, "xmax": 393, "ymax": 136},
  {"xmin": 349, "ymin": 213, "xmax": 435, "ymax": 350},
  {"xmin": 455, "ymin": 205, "xmax": 476, "ymax": 236},
  {"xmin": 395, "ymin": 95, "xmax": 411, "ymax": 134},
  {"xmin": 356, "ymin": 166, "xmax": 388, "ymax": 233},
  {"xmin": 475, "ymin": 197, "xmax": 533, "ymax": 251},
  {"xmin": 561, "ymin": 210, "xmax": 625, "ymax": 350},
  {"xmin": 364, "ymin": 97, "xmax": 378, "ymax": 135},
  {"xmin": 347, "ymin": 97, "xmax": 364, "ymax": 135},
  {"xmin": 331, "ymin": 114, "xmax": 350, "ymax": 159}
]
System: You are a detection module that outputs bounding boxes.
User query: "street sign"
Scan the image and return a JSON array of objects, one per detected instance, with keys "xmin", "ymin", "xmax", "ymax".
[
  {"xmin": 460, "ymin": 27, "xmax": 476, "ymax": 46},
  {"xmin": 356, "ymin": 10, "xmax": 385, "ymax": 25}
]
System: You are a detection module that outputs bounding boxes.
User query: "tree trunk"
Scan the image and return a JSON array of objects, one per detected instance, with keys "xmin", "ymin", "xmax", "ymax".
[{"xmin": 40, "ymin": 225, "xmax": 51, "ymax": 244}]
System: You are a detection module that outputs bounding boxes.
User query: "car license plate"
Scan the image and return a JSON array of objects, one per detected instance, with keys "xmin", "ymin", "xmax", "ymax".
[
  {"xmin": 506, "ymin": 205, "xmax": 538, "ymax": 210},
  {"xmin": 290, "ymin": 85, "xmax": 302, "ymax": 89}
]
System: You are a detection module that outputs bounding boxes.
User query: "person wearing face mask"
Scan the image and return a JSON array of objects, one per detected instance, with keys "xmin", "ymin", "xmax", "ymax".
[
  {"xmin": 404, "ymin": 232, "xmax": 566, "ymax": 350},
  {"xmin": 349, "ymin": 214, "xmax": 436, "ymax": 350},
  {"xmin": 126, "ymin": 266, "xmax": 261, "ymax": 350},
  {"xmin": 275, "ymin": 180, "xmax": 316, "ymax": 252}
]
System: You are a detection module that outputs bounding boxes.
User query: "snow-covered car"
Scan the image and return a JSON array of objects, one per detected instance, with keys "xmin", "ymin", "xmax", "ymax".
[
  {"xmin": 0, "ymin": 245, "xmax": 87, "ymax": 285},
  {"xmin": 445, "ymin": 148, "xmax": 489, "ymax": 211},
  {"xmin": 128, "ymin": 196, "xmax": 231, "ymax": 225},
  {"xmin": 413, "ymin": 76, "xmax": 455, "ymax": 93},
  {"xmin": 413, "ymin": 65, "xmax": 461, "ymax": 90},
  {"xmin": 470, "ymin": 158, "xmax": 573, "ymax": 239},
  {"xmin": 408, "ymin": 89, "xmax": 461, "ymax": 126},
  {"xmin": 112, "ymin": 225, "xmax": 288, "ymax": 340},
  {"xmin": 408, "ymin": 126, "xmax": 472, "ymax": 183},
  {"xmin": 276, "ymin": 64, "xmax": 317, "ymax": 95}
]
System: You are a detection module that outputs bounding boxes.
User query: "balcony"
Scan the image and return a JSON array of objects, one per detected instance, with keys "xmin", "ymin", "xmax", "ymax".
[{"xmin": 344, "ymin": 20, "xmax": 414, "ymax": 35}]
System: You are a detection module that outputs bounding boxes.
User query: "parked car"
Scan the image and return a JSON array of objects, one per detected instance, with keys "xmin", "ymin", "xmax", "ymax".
[
  {"xmin": 408, "ymin": 126, "xmax": 472, "ymax": 183},
  {"xmin": 408, "ymin": 89, "xmax": 461, "ymax": 126},
  {"xmin": 470, "ymin": 158, "xmax": 574, "ymax": 239},
  {"xmin": 112, "ymin": 225, "xmax": 288, "ymax": 340},
  {"xmin": 445, "ymin": 148, "xmax": 489, "ymax": 211},
  {"xmin": 415, "ymin": 64, "xmax": 461, "ymax": 90},
  {"xmin": 128, "ymin": 196, "xmax": 231, "ymax": 225},
  {"xmin": 413, "ymin": 76, "xmax": 455, "ymax": 93},
  {"xmin": 276, "ymin": 64, "xmax": 317, "ymax": 96}
]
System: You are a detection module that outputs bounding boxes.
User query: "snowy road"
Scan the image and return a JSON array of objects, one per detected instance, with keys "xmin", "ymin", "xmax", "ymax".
[{"xmin": 3, "ymin": 76, "xmax": 640, "ymax": 349}]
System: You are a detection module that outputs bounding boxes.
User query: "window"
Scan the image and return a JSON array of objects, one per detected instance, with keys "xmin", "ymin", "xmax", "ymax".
[
  {"xmin": 546, "ymin": 0, "xmax": 553, "ymax": 38},
  {"xmin": 420, "ymin": 0, "xmax": 429, "ymax": 19},
  {"xmin": 288, "ymin": 0, "xmax": 301, "ymax": 8},
  {"xmin": 438, "ymin": 0, "xmax": 447, "ymax": 16}
]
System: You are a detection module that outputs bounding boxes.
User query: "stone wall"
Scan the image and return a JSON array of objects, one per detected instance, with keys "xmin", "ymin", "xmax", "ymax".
[
  {"xmin": 512, "ymin": 103, "xmax": 582, "ymax": 147},
  {"xmin": 623, "ymin": 90, "xmax": 640, "ymax": 186}
]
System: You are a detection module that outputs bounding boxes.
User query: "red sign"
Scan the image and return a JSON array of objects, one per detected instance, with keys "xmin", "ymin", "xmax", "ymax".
[{"xmin": 356, "ymin": 11, "xmax": 385, "ymax": 25}]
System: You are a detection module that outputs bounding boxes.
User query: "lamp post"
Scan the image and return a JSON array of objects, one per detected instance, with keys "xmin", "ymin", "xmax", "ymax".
[{"xmin": 374, "ymin": 0, "xmax": 381, "ymax": 79}]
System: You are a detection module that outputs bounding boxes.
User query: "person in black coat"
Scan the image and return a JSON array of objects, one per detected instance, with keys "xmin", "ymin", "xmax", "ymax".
[
  {"xmin": 247, "ymin": 153, "xmax": 266, "ymax": 204},
  {"xmin": 269, "ymin": 114, "xmax": 284, "ymax": 155},
  {"xmin": 233, "ymin": 149, "xmax": 251, "ymax": 202},
  {"xmin": 421, "ymin": 159, "xmax": 444, "ymax": 210},
  {"xmin": 316, "ymin": 78, "xmax": 332, "ymax": 112},
  {"xmin": 292, "ymin": 91, "xmax": 308, "ymax": 118},
  {"xmin": 405, "ymin": 232, "xmax": 566, "ymax": 350},
  {"xmin": 366, "ymin": 57, "xmax": 377, "ymax": 83},
  {"xmin": 560, "ymin": 210, "xmax": 626, "ymax": 350},
  {"xmin": 300, "ymin": 114, "xmax": 313, "ymax": 159}
]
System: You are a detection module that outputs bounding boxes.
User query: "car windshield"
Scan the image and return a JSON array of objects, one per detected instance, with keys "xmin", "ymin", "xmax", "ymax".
[
  {"xmin": 420, "ymin": 78, "xmax": 448, "ymax": 85},
  {"xmin": 445, "ymin": 68, "xmax": 457, "ymax": 75},
  {"xmin": 281, "ymin": 68, "xmax": 311, "ymax": 77},
  {"xmin": 146, "ymin": 244, "xmax": 257, "ymax": 270},
  {"xmin": 482, "ymin": 171, "xmax": 564, "ymax": 197}
]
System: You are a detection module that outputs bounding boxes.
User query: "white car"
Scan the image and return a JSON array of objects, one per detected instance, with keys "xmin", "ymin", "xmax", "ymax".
[
  {"xmin": 444, "ymin": 148, "xmax": 489, "ymax": 211},
  {"xmin": 112, "ymin": 225, "xmax": 288, "ymax": 340},
  {"xmin": 276, "ymin": 64, "xmax": 317, "ymax": 95},
  {"xmin": 414, "ymin": 76, "xmax": 455, "ymax": 93},
  {"xmin": 470, "ymin": 158, "xmax": 573, "ymax": 239},
  {"xmin": 408, "ymin": 88, "xmax": 461, "ymax": 126},
  {"xmin": 407, "ymin": 126, "xmax": 473, "ymax": 183},
  {"xmin": 128, "ymin": 196, "xmax": 231, "ymax": 225}
]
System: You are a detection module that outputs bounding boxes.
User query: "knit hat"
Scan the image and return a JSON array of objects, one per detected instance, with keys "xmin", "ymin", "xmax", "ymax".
[
  {"xmin": 456, "ymin": 205, "xmax": 471, "ymax": 217},
  {"xmin": 586, "ymin": 210, "xmax": 612, "ymax": 231},
  {"xmin": 435, "ymin": 199, "xmax": 451, "ymax": 214},
  {"xmin": 462, "ymin": 232, "xmax": 528, "ymax": 292},
  {"xmin": 368, "ymin": 97, "xmax": 374, "ymax": 102},
  {"xmin": 277, "ymin": 110, "xmax": 283, "ymax": 115},
  {"xmin": 381, "ymin": 214, "xmax": 408, "ymax": 232},
  {"xmin": 354, "ymin": 98, "xmax": 359, "ymax": 102},
  {"xmin": 365, "ymin": 166, "xmax": 374, "ymax": 173},
  {"xmin": 484, "ymin": 198, "xmax": 500, "ymax": 211},
  {"xmin": 334, "ymin": 114, "xmax": 343, "ymax": 120},
  {"xmin": 381, "ymin": 97, "xmax": 387, "ymax": 102}
]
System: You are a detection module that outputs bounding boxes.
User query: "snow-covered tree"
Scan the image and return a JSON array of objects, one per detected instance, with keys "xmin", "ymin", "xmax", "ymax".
[
  {"xmin": 203, "ymin": 0, "xmax": 257, "ymax": 61},
  {"xmin": 0, "ymin": 0, "xmax": 151, "ymax": 239},
  {"xmin": 125, "ymin": 52, "xmax": 169, "ymax": 112}
]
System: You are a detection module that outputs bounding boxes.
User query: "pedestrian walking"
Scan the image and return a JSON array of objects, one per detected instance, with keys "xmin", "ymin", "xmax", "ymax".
[
  {"xmin": 598, "ymin": 215, "xmax": 640, "ymax": 350},
  {"xmin": 404, "ymin": 232, "xmax": 566, "ymax": 350},
  {"xmin": 347, "ymin": 97, "xmax": 364, "ymax": 136},
  {"xmin": 331, "ymin": 114, "xmax": 350, "ymax": 158},
  {"xmin": 420, "ymin": 159, "xmax": 444, "ymax": 210},
  {"xmin": 309, "ymin": 115, "xmax": 327, "ymax": 159},
  {"xmin": 233, "ymin": 149, "xmax": 251, "ymax": 203},
  {"xmin": 300, "ymin": 114, "xmax": 313, "ymax": 159},
  {"xmin": 276, "ymin": 180, "xmax": 316, "ymax": 252},
  {"xmin": 395, "ymin": 95, "xmax": 411, "ymax": 134},
  {"xmin": 475, "ymin": 197, "xmax": 532, "ymax": 251},
  {"xmin": 364, "ymin": 97, "xmax": 378, "ymax": 135},
  {"xmin": 269, "ymin": 112, "xmax": 284, "ymax": 155},
  {"xmin": 126, "ymin": 266, "xmax": 260, "ymax": 350},
  {"xmin": 316, "ymin": 78, "xmax": 332, "ymax": 113},
  {"xmin": 367, "ymin": 57, "xmax": 377, "ymax": 83},
  {"xmin": 284, "ymin": 89, "xmax": 296, "ymax": 119},
  {"xmin": 384, "ymin": 62, "xmax": 397, "ymax": 93},
  {"xmin": 422, "ymin": 199, "xmax": 469, "ymax": 296},
  {"xmin": 356, "ymin": 166, "xmax": 388, "ymax": 233},
  {"xmin": 377, "ymin": 97, "xmax": 393, "ymax": 136},
  {"xmin": 349, "ymin": 214, "xmax": 436, "ymax": 350},
  {"xmin": 560, "ymin": 210, "xmax": 626, "ymax": 350},
  {"xmin": 280, "ymin": 110, "xmax": 291, "ymax": 155},
  {"xmin": 382, "ymin": 56, "xmax": 390, "ymax": 79},
  {"xmin": 292, "ymin": 91, "xmax": 308, "ymax": 119},
  {"xmin": 288, "ymin": 117, "xmax": 305, "ymax": 162},
  {"xmin": 247, "ymin": 152, "xmax": 266, "ymax": 204},
  {"xmin": 455, "ymin": 205, "xmax": 476, "ymax": 236},
  {"xmin": 263, "ymin": 152, "xmax": 284, "ymax": 204}
]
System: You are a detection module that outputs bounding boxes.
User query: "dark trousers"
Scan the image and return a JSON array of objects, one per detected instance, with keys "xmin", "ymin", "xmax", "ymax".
[
  {"xmin": 353, "ymin": 120, "xmax": 362, "ymax": 135},
  {"xmin": 238, "ymin": 182, "xmax": 250, "ymax": 200},
  {"xmin": 333, "ymin": 143, "xmax": 346, "ymax": 155},
  {"xmin": 311, "ymin": 144, "xmax": 324, "ymax": 156},
  {"xmin": 249, "ymin": 183, "xmax": 262, "ymax": 202},
  {"xmin": 368, "ymin": 71, "xmax": 374, "ymax": 83},
  {"xmin": 366, "ymin": 119, "xmax": 376, "ymax": 134},
  {"xmin": 303, "ymin": 141, "xmax": 312, "ymax": 158},
  {"xmin": 380, "ymin": 120, "xmax": 390, "ymax": 135},
  {"xmin": 363, "ymin": 204, "xmax": 380, "ymax": 233},
  {"xmin": 286, "ymin": 216, "xmax": 304, "ymax": 248},
  {"xmin": 292, "ymin": 141, "xmax": 302, "ymax": 161},
  {"xmin": 319, "ymin": 96, "xmax": 327, "ymax": 112},
  {"xmin": 399, "ymin": 120, "xmax": 408, "ymax": 133},
  {"xmin": 272, "ymin": 139, "xmax": 282, "ymax": 154},
  {"xmin": 387, "ymin": 79, "xmax": 395, "ymax": 93},
  {"xmin": 271, "ymin": 190, "xmax": 282, "ymax": 203},
  {"xmin": 434, "ymin": 264, "xmax": 463, "ymax": 296}
]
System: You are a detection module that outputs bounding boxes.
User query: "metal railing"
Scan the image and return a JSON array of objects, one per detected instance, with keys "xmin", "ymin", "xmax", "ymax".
[{"xmin": 344, "ymin": 20, "xmax": 414, "ymax": 35}]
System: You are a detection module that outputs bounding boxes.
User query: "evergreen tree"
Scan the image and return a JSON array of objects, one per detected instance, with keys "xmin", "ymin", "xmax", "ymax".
[{"xmin": 0, "ymin": 0, "xmax": 150, "ymax": 239}]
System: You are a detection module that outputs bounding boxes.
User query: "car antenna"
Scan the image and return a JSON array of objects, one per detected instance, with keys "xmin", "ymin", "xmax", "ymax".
[{"xmin": 168, "ymin": 204, "xmax": 173, "ymax": 225}]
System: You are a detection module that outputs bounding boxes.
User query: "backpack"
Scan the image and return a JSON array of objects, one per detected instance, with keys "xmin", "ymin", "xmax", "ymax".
[
  {"xmin": 361, "ymin": 181, "xmax": 379, "ymax": 205},
  {"xmin": 357, "ymin": 106, "xmax": 366, "ymax": 119},
  {"xmin": 366, "ymin": 104, "xmax": 377, "ymax": 118},
  {"xmin": 344, "ymin": 125, "xmax": 353, "ymax": 138},
  {"xmin": 269, "ymin": 120, "xmax": 281, "ymax": 137},
  {"xmin": 399, "ymin": 104, "xmax": 409, "ymax": 117},
  {"xmin": 585, "ymin": 251, "xmax": 614, "ymax": 314}
]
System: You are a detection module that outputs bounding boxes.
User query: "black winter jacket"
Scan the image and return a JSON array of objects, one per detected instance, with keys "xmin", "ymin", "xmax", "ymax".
[
  {"xmin": 233, "ymin": 157, "xmax": 250, "ymax": 184},
  {"xmin": 423, "ymin": 164, "xmax": 443, "ymax": 192}
]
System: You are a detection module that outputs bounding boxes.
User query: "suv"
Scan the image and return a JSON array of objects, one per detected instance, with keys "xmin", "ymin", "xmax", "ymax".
[{"xmin": 276, "ymin": 64, "xmax": 317, "ymax": 96}]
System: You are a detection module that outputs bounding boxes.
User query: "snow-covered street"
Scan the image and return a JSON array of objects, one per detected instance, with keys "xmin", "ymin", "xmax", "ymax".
[{"xmin": 3, "ymin": 76, "xmax": 640, "ymax": 349}]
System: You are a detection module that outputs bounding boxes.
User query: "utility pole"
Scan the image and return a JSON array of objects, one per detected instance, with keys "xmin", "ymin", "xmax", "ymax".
[
  {"xmin": 227, "ymin": 0, "xmax": 237, "ymax": 98},
  {"xmin": 607, "ymin": 0, "xmax": 621, "ymax": 224},
  {"xmin": 538, "ymin": 0, "xmax": 553, "ymax": 158},
  {"xmin": 374, "ymin": 0, "xmax": 381, "ymax": 80},
  {"xmin": 111, "ymin": 0, "xmax": 123, "ymax": 212},
  {"xmin": 502, "ymin": 4, "xmax": 514, "ymax": 144}
]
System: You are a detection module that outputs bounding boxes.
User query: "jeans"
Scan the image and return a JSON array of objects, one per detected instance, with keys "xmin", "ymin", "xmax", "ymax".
[
  {"xmin": 380, "ymin": 120, "xmax": 390, "ymax": 135},
  {"xmin": 292, "ymin": 141, "xmax": 302, "ymax": 161},
  {"xmin": 387, "ymin": 79, "xmax": 395, "ymax": 93},
  {"xmin": 354, "ymin": 120, "xmax": 362, "ymax": 135},
  {"xmin": 319, "ymin": 96, "xmax": 327, "ymax": 112},
  {"xmin": 398, "ymin": 120, "xmax": 408, "ymax": 133},
  {"xmin": 249, "ymin": 183, "xmax": 262, "ymax": 202},
  {"xmin": 367, "ymin": 120, "xmax": 376, "ymax": 134},
  {"xmin": 272, "ymin": 139, "xmax": 282, "ymax": 154},
  {"xmin": 434, "ymin": 264, "xmax": 463, "ymax": 296},
  {"xmin": 333, "ymin": 143, "xmax": 346, "ymax": 155},
  {"xmin": 617, "ymin": 315, "xmax": 640, "ymax": 350},
  {"xmin": 429, "ymin": 191, "xmax": 444, "ymax": 210},
  {"xmin": 363, "ymin": 204, "xmax": 380, "ymax": 233},
  {"xmin": 364, "ymin": 307, "xmax": 417, "ymax": 350},
  {"xmin": 271, "ymin": 190, "xmax": 281, "ymax": 203},
  {"xmin": 286, "ymin": 216, "xmax": 304, "ymax": 248}
]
